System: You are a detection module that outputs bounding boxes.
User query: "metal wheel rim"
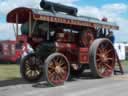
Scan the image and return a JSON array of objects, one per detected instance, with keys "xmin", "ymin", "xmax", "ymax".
[
  {"xmin": 47, "ymin": 55, "xmax": 69, "ymax": 85},
  {"xmin": 24, "ymin": 56, "xmax": 42, "ymax": 79},
  {"xmin": 96, "ymin": 40, "xmax": 115, "ymax": 77}
]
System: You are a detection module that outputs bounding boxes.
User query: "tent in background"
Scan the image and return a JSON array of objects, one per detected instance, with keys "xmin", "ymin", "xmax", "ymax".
[{"xmin": 114, "ymin": 43, "xmax": 126, "ymax": 60}]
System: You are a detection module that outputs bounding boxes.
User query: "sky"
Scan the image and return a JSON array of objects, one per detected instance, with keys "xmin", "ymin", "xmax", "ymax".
[{"xmin": 0, "ymin": 0, "xmax": 128, "ymax": 42}]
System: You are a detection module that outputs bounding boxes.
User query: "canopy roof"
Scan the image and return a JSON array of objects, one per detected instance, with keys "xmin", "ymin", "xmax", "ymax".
[{"xmin": 7, "ymin": 7, "xmax": 119, "ymax": 30}]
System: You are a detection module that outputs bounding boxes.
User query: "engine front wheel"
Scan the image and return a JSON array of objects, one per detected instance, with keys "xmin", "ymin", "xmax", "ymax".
[
  {"xmin": 20, "ymin": 53, "xmax": 43, "ymax": 82},
  {"xmin": 44, "ymin": 53, "xmax": 70, "ymax": 86}
]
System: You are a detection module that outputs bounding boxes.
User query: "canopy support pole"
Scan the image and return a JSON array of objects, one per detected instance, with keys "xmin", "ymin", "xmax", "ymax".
[
  {"xmin": 47, "ymin": 21, "xmax": 50, "ymax": 40},
  {"xmin": 16, "ymin": 14, "xmax": 18, "ymax": 37},
  {"xmin": 12, "ymin": 24, "xmax": 16, "ymax": 37},
  {"xmin": 29, "ymin": 12, "xmax": 32, "ymax": 37}
]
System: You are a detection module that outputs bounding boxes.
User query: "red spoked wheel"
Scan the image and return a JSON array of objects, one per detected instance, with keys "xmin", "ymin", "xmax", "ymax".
[
  {"xmin": 44, "ymin": 53, "xmax": 70, "ymax": 86},
  {"xmin": 20, "ymin": 53, "xmax": 43, "ymax": 82},
  {"xmin": 89, "ymin": 39, "xmax": 115, "ymax": 78}
]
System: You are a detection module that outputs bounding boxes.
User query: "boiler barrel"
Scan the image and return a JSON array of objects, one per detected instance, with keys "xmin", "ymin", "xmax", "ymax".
[{"xmin": 40, "ymin": 0, "xmax": 78, "ymax": 16}]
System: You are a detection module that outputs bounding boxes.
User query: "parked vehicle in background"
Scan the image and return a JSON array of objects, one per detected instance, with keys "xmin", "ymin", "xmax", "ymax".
[
  {"xmin": 0, "ymin": 40, "xmax": 16, "ymax": 63},
  {"xmin": 0, "ymin": 35, "xmax": 29, "ymax": 63}
]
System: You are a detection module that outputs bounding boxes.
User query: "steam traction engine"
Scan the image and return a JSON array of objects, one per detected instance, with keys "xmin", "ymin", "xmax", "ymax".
[{"xmin": 7, "ymin": 0, "xmax": 119, "ymax": 86}]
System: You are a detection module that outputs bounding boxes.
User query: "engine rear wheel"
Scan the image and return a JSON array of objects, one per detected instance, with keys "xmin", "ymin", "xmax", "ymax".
[
  {"xmin": 20, "ymin": 53, "xmax": 43, "ymax": 82},
  {"xmin": 44, "ymin": 53, "xmax": 70, "ymax": 86},
  {"xmin": 89, "ymin": 39, "xmax": 115, "ymax": 78}
]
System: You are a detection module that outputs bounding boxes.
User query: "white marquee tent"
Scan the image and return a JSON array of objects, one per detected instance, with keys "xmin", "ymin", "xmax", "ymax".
[{"xmin": 114, "ymin": 43, "xmax": 128, "ymax": 60}]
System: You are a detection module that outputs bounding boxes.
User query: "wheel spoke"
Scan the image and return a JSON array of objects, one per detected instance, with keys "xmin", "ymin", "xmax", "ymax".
[
  {"xmin": 48, "ymin": 63, "xmax": 55, "ymax": 70},
  {"xmin": 97, "ymin": 48, "xmax": 102, "ymax": 53},
  {"xmin": 96, "ymin": 58, "xmax": 101, "ymax": 62},
  {"xmin": 52, "ymin": 59, "xmax": 56, "ymax": 67},
  {"xmin": 26, "ymin": 70, "xmax": 31, "ymax": 76},
  {"xmin": 55, "ymin": 74, "xmax": 61, "ymax": 80},
  {"xmin": 55, "ymin": 57, "xmax": 60, "ymax": 62},
  {"xmin": 50, "ymin": 74, "xmax": 55, "ymax": 81},
  {"xmin": 96, "ymin": 54, "xmax": 102, "ymax": 57},
  {"xmin": 105, "ymin": 49, "xmax": 113, "ymax": 56},
  {"xmin": 106, "ymin": 57, "xmax": 113, "ymax": 61},
  {"xmin": 48, "ymin": 71, "xmax": 55, "ymax": 78},
  {"xmin": 55, "ymin": 74, "xmax": 59, "ymax": 81},
  {"xmin": 97, "ymin": 62, "xmax": 103, "ymax": 69},
  {"xmin": 53, "ymin": 74, "xmax": 57, "ymax": 81},
  {"xmin": 26, "ymin": 65, "xmax": 30, "ymax": 71},
  {"xmin": 62, "ymin": 66, "xmax": 67, "ymax": 70},
  {"xmin": 35, "ymin": 70, "xmax": 40, "ymax": 75},
  {"xmin": 31, "ymin": 71, "xmax": 35, "ymax": 77},
  {"xmin": 53, "ymin": 59, "xmax": 59, "ymax": 66},
  {"xmin": 28, "ymin": 70, "xmax": 33, "ymax": 77},
  {"xmin": 101, "ymin": 48, "xmax": 105, "ymax": 53},
  {"xmin": 103, "ymin": 63, "xmax": 112, "ymax": 70},
  {"xmin": 60, "ymin": 62, "xmax": 65, "ymax": 67},
  {"xmin": 25, "ymin": 60, "xmax": 29, "ymax": 65},
  {"xmin": 48, "ymin": 67, "xmax": 55, "ymax": 71},
  {"xmin": 59, "ymin": 58, "xmax": 64, "ymax": 65},
  {"xmin": 59, "ymin": 74, "xmax": 64, "ymax": 80},
  {"xmin": 29, "ymin": 57, "xmax": 34, "ymax": 65}
]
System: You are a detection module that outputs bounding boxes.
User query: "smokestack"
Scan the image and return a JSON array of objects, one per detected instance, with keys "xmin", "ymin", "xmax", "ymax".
[{"xmin": 40, "ymin": 0, "xmax": 78, "ymax": 16}]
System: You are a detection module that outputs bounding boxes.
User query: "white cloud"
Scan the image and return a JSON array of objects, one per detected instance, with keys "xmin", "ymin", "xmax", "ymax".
[
  {"xmin": 0, "ymin": 23, "xmax": 15, "ymax": 40},
  {"xmin": 114, "ymin": 18, "xmax": 128, "ymax": 42},
  {"xmin": 102, "ymin": 3, "xmax": 128, "ymax": 14},
  {"xmin": 77, "ymin": 3, "xmax": 128, "ymax": 42},
  {"xmin": 48, "ymin": 0, "xmax": 78, "ymax": 4},
  {"xmin": 0, "ymin": 0, "xmax": 78, "ymax": 15},
  {"xmin": 0, "ymin": 0, "xmax": 40, "ymax": 15},
  {"xmin": 78, "ymin": 6, "xmax": 101, "ymax": 18},
  {"xmin": 78, "ymin": 3, "xmax": 128, "ymax": 21}
]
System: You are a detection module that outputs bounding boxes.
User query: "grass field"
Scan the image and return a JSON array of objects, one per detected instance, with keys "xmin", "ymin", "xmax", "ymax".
[
  {"xmin": 122, "ymin": 60, "xmax": 128, "ymax": 65},
  {"xmin": 0, "ymin": 64, "xmax": 20, "ymax": 80},
  {"xmin": 0, "ymin": 61, "xmax": 128, "ymax": 81}
]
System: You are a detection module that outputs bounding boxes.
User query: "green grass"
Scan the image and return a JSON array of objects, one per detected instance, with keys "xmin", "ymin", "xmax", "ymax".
[
  {"xmin": 0, "ymin": 64, "xmax": 20, "ymax": 80},
  {"xmin": 122, "ymin": 60, "xmax": 128, "ymax": 65},
  {"xmin": 0, "ymin": 60, "xmax": 128, "ymax": 81}
]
